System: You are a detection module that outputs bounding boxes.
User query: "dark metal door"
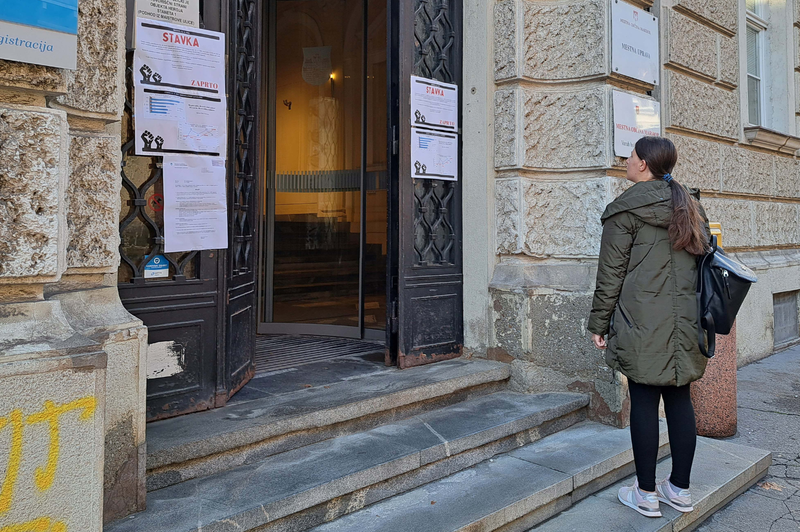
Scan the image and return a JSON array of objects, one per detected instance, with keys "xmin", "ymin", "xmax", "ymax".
[
  {"xmin": 118, "ymin": 0, "xmax": 261, "ymax": 419},
  {"xmin": 387, "ymin": 0, "xmax": 463, "ymax": 368},
  {"xmin": 220, "ymin": 0, "xmax": 261, "ymax": 403}
]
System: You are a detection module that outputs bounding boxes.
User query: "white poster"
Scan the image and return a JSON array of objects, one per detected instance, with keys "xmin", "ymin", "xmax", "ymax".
[
  {"xmin": 611, "ymin": 0, "xmax": 660, "ymax": 85},
  {"xmin": 136, "ymin": 0, "xmax": 200, "ymax": 28},
  {"xmin": 134, "ymin": 18, "xmax": 226, "ymax": 157},
  {"xmin": 613, "ymin": 90, "xmax": 661, "ymax": 158},
  {"xmin": 0, "ymin": 0, "xmax": 78, "ymax": 69},
  {"xmin": 302, "ymin": 46, "xmax": 332, "ymax": 86},
  {"xmin": 411, "ymin": 129, "xmax": 458, "ymax": 181},
  {"xmin": 163, "ymin": 157, "xmax": 228, "ymax": 252},
  {"xmin": 410, "ymin": 76, "xmax": 458, "ymax": 132}
]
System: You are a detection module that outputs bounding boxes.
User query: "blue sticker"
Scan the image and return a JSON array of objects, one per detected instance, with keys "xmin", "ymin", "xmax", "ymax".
[{"xmin": 144, "ymin": 255, "xmax": 170, "ymax": 279}]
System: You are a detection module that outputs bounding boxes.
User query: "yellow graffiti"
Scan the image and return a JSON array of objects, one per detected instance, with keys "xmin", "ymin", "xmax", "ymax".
[
  {"xmin": 0, "ymin": 517, "xmax": 67, "ymax": 532},
  {"xmin": 0, "ymin": 411, "xmax": 24, "ymax": 515},
  {"xmin": 0, "ymin": 397, "xmax": 96, "ymax": 518},
  {"xmin": 26, "ymin": 398, "xmax": 96, "ymax": 492}
]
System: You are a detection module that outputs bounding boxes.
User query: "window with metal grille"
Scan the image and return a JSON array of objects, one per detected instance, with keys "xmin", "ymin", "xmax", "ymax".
[{"xmin": 773, "ymin": 291, "xmax": 800, "ymax": 347}]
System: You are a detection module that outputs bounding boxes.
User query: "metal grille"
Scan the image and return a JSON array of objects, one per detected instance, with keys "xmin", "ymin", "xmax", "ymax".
[
  {"xmin": 230, "ymin": 0, "xmax": 258, "ymax": 276},
  {"xmin": 412, "ymin": 0, "xmax": 457, "ymax": 266},
  {"xmin": 254, "ymin": 335, "xmax": 384, "ymax": 373},
  {"xmin": 118, "ymin": 55, "xmax": 199, "ymax": 283},
  {"xmin": 774, "ymin": 291, "xmax": 799, "ymax": 346}
]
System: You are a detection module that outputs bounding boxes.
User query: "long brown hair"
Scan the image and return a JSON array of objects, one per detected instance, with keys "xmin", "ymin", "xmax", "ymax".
[{"xmin": 634, "ymin": 137, "xmax": 708, "ymax": 256}]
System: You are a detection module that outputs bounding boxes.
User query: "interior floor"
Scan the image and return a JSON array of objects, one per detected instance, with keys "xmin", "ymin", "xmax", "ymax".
[{"xmin": 254, "ymin": 334, "xmax": 385, "ymax": 373}]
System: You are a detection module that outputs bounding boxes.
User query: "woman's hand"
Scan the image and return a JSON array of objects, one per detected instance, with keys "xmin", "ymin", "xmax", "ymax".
[{"xmin": 592, "ymin": 334, "xmax": 607, "ymax": 349}]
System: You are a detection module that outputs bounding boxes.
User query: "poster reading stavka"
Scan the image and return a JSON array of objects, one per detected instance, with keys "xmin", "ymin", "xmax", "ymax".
[{"xmin": 133, "ymin": 18, "xmax": 226, "ymax": 157}]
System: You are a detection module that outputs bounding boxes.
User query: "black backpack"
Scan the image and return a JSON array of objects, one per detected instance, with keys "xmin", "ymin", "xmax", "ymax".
[{"xmin": 696, "ymin": 236, "xmax": 758, "ymax": 358}]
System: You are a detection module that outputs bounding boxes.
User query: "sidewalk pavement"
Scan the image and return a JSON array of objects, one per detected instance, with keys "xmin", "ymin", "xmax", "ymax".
[{"xmin": 695, "ymin": 344, "xmax": 800, "ymax": 532}]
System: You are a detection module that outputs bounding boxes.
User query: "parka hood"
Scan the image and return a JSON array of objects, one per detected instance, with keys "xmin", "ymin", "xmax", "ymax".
[{"xmin": 601, "ymin": 180, "xmax": 700, "ymax": 229}]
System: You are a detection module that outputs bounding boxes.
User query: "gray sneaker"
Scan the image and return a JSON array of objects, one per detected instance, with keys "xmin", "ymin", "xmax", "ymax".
[
  {"xmin": 655, "ymin": 476, "xmax": 694, "ymax": 513},
  {"xmin": 618, "ymin": 480, "xmax": 662, "ymax": 518}
]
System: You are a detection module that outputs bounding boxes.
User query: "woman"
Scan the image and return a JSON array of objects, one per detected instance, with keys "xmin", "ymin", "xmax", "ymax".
[{"xmin": 588, "ymin": 136, "xmax": 710, "ymax": 518}]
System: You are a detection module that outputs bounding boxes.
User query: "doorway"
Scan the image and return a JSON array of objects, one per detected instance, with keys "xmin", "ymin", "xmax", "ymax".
[{"xmin": 258, "ymin": 0, "xmax": 388, "ymax": 342}]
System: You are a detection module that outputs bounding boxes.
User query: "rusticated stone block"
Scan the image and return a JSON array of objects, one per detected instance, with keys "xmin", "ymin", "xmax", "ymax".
[
  {"xmin": 55, "ymin": 0, "xmax": 123, "ymax": 115},
  {"xmin": 719, "ymin": 35, "xmax": 738, "ymax": 87},
  {"xmin": 521, "ymin": 177, "xmax": 606, "ymax": 257},
  {"xmin": 523, "ymin": 86, "xmax": 606, "ymax": 169},
  {"xmin": 754, "ymin": 202, "xmax": 800, "ymax": 246},
  {"xmin": 0, "ymin": 60, "xmax": 66, "ymax": 94},
  {"xmin": 666, "ymin": 71, "xmax": 739, "ymax": 139},
  {"xmin": 674, "ymin": 0, "xmax": 737, "ymax": 33},
  {"xmin": 667, "ymin": 10, "xmax": 717, "ymax": 79},
  {"xmin": 667, "ymin": 133, "xmax": 722, "ymax": 192},
  {"xmin": 774, "ymin": 157, "xmax": 800, "ymax": 198},
  {"xmin": 494, "ymin": 0, "xmax": 517, "ymax": 81},
  {"xmin": 0, "ymin": 105, "xmax": 67, "ymax": 282},
  {"xmin": 721, "ymin": 145, "xmax": 773, "ymax": 196},
  {"xmin": 494, "ymin": 88, "xmax": 518, "ymax": 168},
  {"xmin": 701, "ymin": 198, "xmax": 752, "ymax": 248},
  {"xmin": 66, "ymin": 135, "xmax": 121, "ymax": 271},
  {"xmin": 491, "ymin": 290, "xmax": 527, "ymax": 359},
  {"xmin": 522, "ymin": 0, "xmax": 605, "ymax": 80},
  {"xmin": 496, "ymin": 178, "xmax": 521, "ymax": 254}
]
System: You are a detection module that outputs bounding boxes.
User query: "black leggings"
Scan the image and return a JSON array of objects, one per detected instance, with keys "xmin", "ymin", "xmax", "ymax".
[{"xmin": 628, "ymin": 380, "xmax": 696, "ymax": 492}]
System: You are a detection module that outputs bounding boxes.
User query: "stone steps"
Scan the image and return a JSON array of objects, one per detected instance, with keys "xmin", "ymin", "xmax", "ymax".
[
  {"xmin": 307, "ymin": 426, "xmax": 769, "ymax": 532},
  {"xmin": 106, "ymin": 391, "xmax": 589, "ymax": 532},
  {"xmin": 146, "ymin": 358, "xmax": 511, "ymax": 491}
]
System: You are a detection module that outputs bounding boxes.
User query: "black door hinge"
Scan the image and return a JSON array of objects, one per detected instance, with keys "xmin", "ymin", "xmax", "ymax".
[{"xmin": 390, "ymin": 300, "xmax": 398, "ymax": 333}]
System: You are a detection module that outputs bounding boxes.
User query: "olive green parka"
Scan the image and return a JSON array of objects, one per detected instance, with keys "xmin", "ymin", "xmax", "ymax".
[{"xmin": 587, "ymin": 180, "xmax": 709, "ymax": 387}]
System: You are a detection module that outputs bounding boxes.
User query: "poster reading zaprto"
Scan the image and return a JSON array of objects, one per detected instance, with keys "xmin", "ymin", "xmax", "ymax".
[
  {"xmin": 0, "ymin": 0, "xmax": 78, "ymax": 69},
  {"xmin": 134, "ymin": 18, "xmax": 227, "ymax": 157}
]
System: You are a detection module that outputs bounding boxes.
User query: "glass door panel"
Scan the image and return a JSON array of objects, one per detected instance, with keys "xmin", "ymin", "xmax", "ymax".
[
  {"xmin": 261, "ymin": 0, "xmax": 387, "ymax": 336},
  {"xmin": 272, "ymin": 0, "xmax": 363, "ymax": 328}
]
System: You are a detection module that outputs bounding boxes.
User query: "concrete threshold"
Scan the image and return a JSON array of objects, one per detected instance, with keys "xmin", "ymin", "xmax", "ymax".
[
  {"xmin": 107, "ymin": 391, "xmax": 588, "ymax": 532},
  {"xmin": 146, "ymin": 358, "xmax": 510, "ymax": 486}
]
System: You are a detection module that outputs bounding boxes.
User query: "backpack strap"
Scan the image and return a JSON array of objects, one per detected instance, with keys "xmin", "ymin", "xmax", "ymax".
[{"xmin": 696, "ymin": 236, "xmax": 717, "ymax": 358}]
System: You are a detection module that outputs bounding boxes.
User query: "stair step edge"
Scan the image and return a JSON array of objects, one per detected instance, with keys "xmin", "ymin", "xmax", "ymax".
[
  {"xmin": 308, "ymin": 420, "xmax": 670, "ymax": 532},
  {"xmin": 147, "ymin": 359, "xmax": 512, "ymax": 470},
  {"xmin": 109, "ymin": 392, "xmax": 589, "ymax": 532}
]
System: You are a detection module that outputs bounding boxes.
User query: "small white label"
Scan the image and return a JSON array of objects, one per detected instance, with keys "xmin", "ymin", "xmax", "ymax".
[{"xmin": 411, "ymin": 129, "xmax": 458, "ymax": 181}]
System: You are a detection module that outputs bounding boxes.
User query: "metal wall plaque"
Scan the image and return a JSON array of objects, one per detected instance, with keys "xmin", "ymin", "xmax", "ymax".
[
  {"xmin": 611, "ymin": 0, "xmax": 659, "ymax": 85},
  {"xmin": 612, "ymin": 90, "xmax": 661, "ymax": 158}
]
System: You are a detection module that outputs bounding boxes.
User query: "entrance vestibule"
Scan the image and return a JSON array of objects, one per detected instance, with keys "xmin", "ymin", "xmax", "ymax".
[{"xmin": 258, "ymin": 0, "xmax": 389, "ymax": 344}]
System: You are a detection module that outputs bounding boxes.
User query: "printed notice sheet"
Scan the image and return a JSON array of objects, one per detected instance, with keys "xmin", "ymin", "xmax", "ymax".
[
  {"xmin": 410, "ymin": 76, "xmax": 458, "ymax": 132},
  {"xmin": 134, "ymin": 18, "xmax": 226, "ymax": 157},
  {"xmin": 411, "ymin": 129, "xmax": 458, "ymax": 181},
  {"xmin": 164, "ymin": 157, "xmax": 228, "ymax": 252}
]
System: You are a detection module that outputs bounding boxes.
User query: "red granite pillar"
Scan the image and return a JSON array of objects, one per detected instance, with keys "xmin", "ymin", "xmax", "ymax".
[{"xmin": 690, "ymin": 322, "xmax": 737, "ymax": 437}]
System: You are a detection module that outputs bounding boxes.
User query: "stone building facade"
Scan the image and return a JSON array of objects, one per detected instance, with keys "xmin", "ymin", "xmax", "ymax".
[
  {"xmin": 0, "ymin": 0, "xmax": 798, "ymax": 527},
  {"xmin": 462, "ymin": 0, "xmax": 800, "ymax": 426},
  {"xmin": 0, "ymin": 0, "xmax": 146, "ymax": 528}
]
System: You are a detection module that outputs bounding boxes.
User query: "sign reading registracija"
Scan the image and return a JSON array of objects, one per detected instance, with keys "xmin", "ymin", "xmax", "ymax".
[{"xmin": 0, "ymin": 0, "xmax": 78, "ymax": 69}]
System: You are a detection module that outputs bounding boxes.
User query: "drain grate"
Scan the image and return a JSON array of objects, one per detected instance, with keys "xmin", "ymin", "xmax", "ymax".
[{"xmin": 254, "ymin": 335, "xmax": 385, "ymax": 373}]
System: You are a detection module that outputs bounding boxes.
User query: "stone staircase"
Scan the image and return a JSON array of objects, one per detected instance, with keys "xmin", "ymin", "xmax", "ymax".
[{"xmin": 106, "ymin": 358, "xmax": 770, "ymax": 532}]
